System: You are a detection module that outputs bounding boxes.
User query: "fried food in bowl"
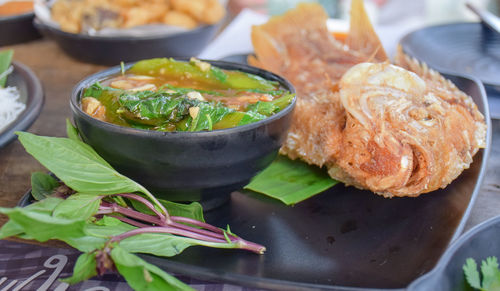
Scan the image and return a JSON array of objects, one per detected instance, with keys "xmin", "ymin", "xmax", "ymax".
[{"xmin": 51, "ymin": 0, "xmax": 225, "ymax": 33}]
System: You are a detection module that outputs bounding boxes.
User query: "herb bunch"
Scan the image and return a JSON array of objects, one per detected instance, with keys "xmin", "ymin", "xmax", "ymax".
[{"xmin": 0, "ymin": 121, "xmax": 264, "ymax": 291}]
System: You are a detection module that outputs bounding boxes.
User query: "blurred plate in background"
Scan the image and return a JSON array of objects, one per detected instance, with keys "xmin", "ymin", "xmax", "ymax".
[
  {"xmin": 0, "ymin": 61, "xmax": 44, "ymax": 148},
  {"xmin": 401, "ymin": 22, "xmax": 500, "ymax": 118},
  {"xmin": 0, "ymin": 12, "xmax": 41, "ymax": 46}
]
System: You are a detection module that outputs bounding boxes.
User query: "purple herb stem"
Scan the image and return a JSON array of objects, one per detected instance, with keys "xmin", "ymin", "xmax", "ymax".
[
  {"xmin": 113, "ymin": 193, "xmax": 167, "ymax": 222},
  {"xmin": 98, "ymin": 200, "xmax": 266, "ymax": 254},
  {"xmin": 99, "ymin": 203, "xmax": 165, "ymax": 226},
  {"xmin": 170, "ymin": 216, "xmax": 225, "ymax": 234},
  {"xmin": 168, "ymin": 221, "xmax": 230, "ymax": 242},
  {"xmin": 109, "ymin": 215, "xmax": 150, "ymax": 228},
  {"xmin": 111, "ymin": 227, "xmax": 227, "ymax": 244}
]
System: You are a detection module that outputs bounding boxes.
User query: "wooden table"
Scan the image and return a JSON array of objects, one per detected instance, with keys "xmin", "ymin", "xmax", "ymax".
[
  {"xmin": 1, "ymin": 38, "xmax": 499, "ymax": 242},
  {"xmin": 0, "ymin": 40, "xmax": 105, "ymax": 225}
]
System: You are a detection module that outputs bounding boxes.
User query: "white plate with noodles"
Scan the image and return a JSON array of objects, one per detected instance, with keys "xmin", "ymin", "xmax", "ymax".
[{"xmin": 0, "ymin": 61, "xmax": 44, "ymax": 148}]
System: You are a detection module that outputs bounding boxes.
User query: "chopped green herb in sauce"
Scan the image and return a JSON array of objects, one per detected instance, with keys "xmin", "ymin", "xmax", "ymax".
[{"xmin": 81, "ymin": 58, "xmax": 294, "ymax": 132}]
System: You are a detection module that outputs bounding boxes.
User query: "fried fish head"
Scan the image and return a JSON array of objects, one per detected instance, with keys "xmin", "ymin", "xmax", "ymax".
[{"xmin": 337, "ymin": 62, "xmax": 486, "ymax": 197}]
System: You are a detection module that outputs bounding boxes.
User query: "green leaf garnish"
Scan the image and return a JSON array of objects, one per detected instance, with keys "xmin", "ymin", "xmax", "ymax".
[
  {"xmin": 245, "ymin": 156, "xmax": 338, "ymax": 205},
  {"xmin": 0, "ymin": 200, "xmax": 86, "ymax": 242},
  {"xmin": 2, "ymin": 131, "xmax": 267, "ymax": 290},
  {"xmin": 53, "ymin": 194, "xmax": 102, "ymax": 220},
  {"xmin": 118, "ymin": 233, "xmax": 195, "ymax": 257},
  {"xmin": 66, "ymin": 119, "xmax": 81, "ymax": 142},
  {"xmin": 111, "ymin": 246, "xmax": 193, "ymax": 291},
  {"xmin": 16, "ymin": 131, "xmax": 149, "ymax": 196},
  {"xmin": 464, "ymin": 258, "xmax": 482, "ymax": 289},
  {"xmin": 463, "ymin": 256, "xmax": 500, "ymax": 290},
  {"xmin": 0, "ymin": 49, "xmax": 13, "ymax": 87},
  {"xmin": 30, "ymin": 172, "xmax": 59, "ymax": 201},
  {"xmin": 128, "ymin": 198, "xmax": 205, "ymax": 223},
  {"xmin": 60, "ymin": 253, "xmax": 98, "ymax": 284}
]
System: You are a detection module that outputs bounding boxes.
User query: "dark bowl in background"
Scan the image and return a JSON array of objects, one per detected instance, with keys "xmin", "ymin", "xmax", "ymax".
[
  {"xmin": 34, "ymin": 18, "xmax": 222, "ymax": 65},
  {"xmin": 408, "ymin": 215, "xmax": 500, "ymax": 291},
  {"xmin": 0, "ymin": 12, "xmax": 41, "ymax": 46},
  {"xmin": 70, "ymin": 60, "xmax": 296, "ymax": 208}
]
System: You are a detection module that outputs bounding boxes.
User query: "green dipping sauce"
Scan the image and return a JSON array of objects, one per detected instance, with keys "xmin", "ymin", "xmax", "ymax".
[{"xmin": 81, "ymin": 58, "xmax": 294, "ymax": 132}]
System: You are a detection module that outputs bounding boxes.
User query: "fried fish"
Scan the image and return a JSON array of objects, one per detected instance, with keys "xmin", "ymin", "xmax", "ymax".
[{"xmin": 250, "ymin": 0, "xmax": 486, "ymax": 197}]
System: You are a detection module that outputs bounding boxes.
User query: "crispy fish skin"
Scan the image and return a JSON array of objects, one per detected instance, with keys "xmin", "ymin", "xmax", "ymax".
[
  {"xmin": 251, "ymin": 1, "xmax": 486, "ymax": 197},
  {"xmin": 250, "ymin": 1, "xmax": 382, "ymax": 168},
  {"xmin": 337, "ymin": 61, "xmax": 486, "ymax": 196}
]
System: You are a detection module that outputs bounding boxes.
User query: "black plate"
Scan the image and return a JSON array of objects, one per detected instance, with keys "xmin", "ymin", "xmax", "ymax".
[
  {"xmin": 408, "ymin": 215, "xmax": 500, "ymax": 291},
  {"xmin": 400, "ymin": 22, "xmax": 500, "ymax": 87},
  {"xmin": 34, "ymin": 19, "xmax": 222, "ymax": 65},
  {"xmin": 18, "ymin": 70, "xmax": 491, "ymax": 289},
  {"xmin": 0, "ymin": 12, "xmax": 41, "ymax": 46},
  {"xmin": 0, "ymin": 61, "xmax": 44, "ymax": 148}
]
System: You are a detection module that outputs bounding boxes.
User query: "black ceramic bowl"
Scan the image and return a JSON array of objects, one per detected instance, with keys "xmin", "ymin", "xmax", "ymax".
[
  {"xmin": 70, "ymin": 60, "xmax": 296, "ymax": 208},
  {"xmin": 0, "ymin": 12, "xmax": 41, "ymax": 46},
  {"xmin": 34, "ymin": 18, "xmax": 221, "ymax": 65}
]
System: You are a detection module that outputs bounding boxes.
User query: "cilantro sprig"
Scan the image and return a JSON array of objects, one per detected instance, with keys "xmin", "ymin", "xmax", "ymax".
[{"xmin": 464, "ymin": 257, "xmax": 500, "ymax": 290}]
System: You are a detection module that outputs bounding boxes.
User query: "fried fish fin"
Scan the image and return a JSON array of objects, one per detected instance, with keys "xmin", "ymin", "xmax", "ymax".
[
  {"xmin": 394, "ymin": 46, "xmax": 486, "ymax": 150},
  {"xmin": 346, "ymin": 0, "xmax": 388, "ymax": 62},
  {"xmin": 250, "ymin": 3, "xmax": 329, "ymax": 75}
]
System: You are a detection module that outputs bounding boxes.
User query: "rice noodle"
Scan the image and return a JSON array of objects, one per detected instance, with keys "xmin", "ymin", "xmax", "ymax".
[{"xmin": 0, "ymin": 86, "xmax": 25, "ymax": 132}]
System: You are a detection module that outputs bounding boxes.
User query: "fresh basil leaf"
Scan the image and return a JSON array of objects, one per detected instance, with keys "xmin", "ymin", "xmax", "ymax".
[
  {"xmin": 86, "ymin": 216, "xmax": 136, "ymax": 237},
  {"xmin": 17, "ymin": 132, "xmax": 147, "ymax": 195},
  {"xmin": 66, "ymin": 119, "xmax": 81, "ymax": 142},
  {"xmin": 110, "ymin": 246, "xmax": 193, "ymax": 291},
  {"xmin": 127, "ymin": 199, "xmax": 204, "ymax": 223},
  {"xmin": 245, "ymin": 156, "xmax": 338, "ymax": 205},
  {"xmin": 31, "ymin": 172, "xmax": 59, "ymax": 201},
  {"xmin": 93, "ymin": 215, "xmax": 127, "ymax": 227},
  {"xmin": 64, "ymin": 234, "xmax": 107, "ymax": 253},
  {"xmin": 160, "ymin": 200, "xmax": 205, "ymax": 223},
  {"xmin": 0, "ymin": 206, "xmax": 87, "ymax": 242},
  {"xmin": 1, "ymin": 198, "xmax": 106, "ymax": 251},
  {"xmin": 53, "ymin": 194, "xmax": 102, "ymax": 220},
  {"xmin": 119, "ymin": 233, "xmax": 195, "ymax": 257},
  {"xmin": 464, "ymin": 258, "xmax": 482, "ymax": 289},
  {"xmin": 0, "ymin": 220, "xmax": 25, "ymax": 239},
  {"xmin": 0, "ymin": 198, "xmax": 64, "ymax": 239},
  {"xmin": 24, "ymin": 197, "xmax": 65, "ymax": 213},
  {"xmin": 0, "ymin": 49, "xmax": 13, "ymax": 87},
  {"xmin": 60, "ymin": 252, "xmax": 97, "ymax": 284}
]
